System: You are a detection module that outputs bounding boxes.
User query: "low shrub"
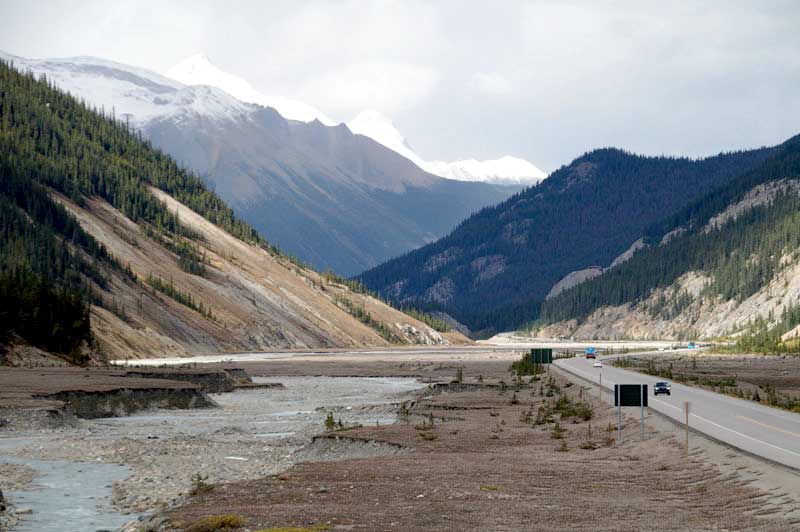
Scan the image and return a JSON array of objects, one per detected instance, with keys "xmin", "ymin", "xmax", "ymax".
[
  {"xmin": 189, "ymin": 473, "xmax": 214, "ymax": 496},
  {"xmin": 186, "ymin": 514, "xmax": 246, "ymax": 532},
  {"xmin": 254, "ymin": 526, "xmax": 332, "ymax": 532}
]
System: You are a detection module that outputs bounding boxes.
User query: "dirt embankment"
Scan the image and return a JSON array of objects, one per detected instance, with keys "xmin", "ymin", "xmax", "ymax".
[
  {"xmin": 0, "ymin": 367, "xmax": 266, "ymax": 422},
  {"xmin": 165, "ymin": 372, "xmax": 798, "ymax": 531}
]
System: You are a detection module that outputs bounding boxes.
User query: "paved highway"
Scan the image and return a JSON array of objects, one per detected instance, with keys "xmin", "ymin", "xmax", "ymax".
[{"xmin": 555, "ymin": 351, "xmax": 800, "ymax": 471}]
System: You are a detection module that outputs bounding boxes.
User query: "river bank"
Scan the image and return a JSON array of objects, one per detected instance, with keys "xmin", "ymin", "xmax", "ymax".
[{"xmin": 0, "ymin": 375, "xmax": 425, "ymax": 531}]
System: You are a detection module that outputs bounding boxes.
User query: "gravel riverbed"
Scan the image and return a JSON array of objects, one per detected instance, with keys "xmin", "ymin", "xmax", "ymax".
[{"xmin": 0, "ymin": 376, "xmax": 426, "ymax": 530}]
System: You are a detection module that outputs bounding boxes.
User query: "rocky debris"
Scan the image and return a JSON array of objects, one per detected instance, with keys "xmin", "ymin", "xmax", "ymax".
[
  {"xmin": 546, "ymin": 266, "xmax": 604, "ymax": 300},
  {"xmin": 118, "ymin": 515, "xmax": 171, "ymax": 532},
  {"xmin": 294, "ymin": 435, "xmax": 410, "ymax": 464},
  {"xmin": 540, "ymin": 258, "xmax": 800, "ymax": 340},
  {"xmin": 0, "ymin": 462, "xmax": 38, "ymax": 491},
  {"xmin": 0, "ymin": 407, "xmax": 81, "ymax": 432},
  {"xmin": 5, "ymin": 376, "xmax": 423, "ymax": 520},
  {"xmin": 704, "ymin": 179, "xmax": 800, "ymax": 232},
  {"xmin": 397, "ymin": 324, "xmax": 444, "ymax": 345}
]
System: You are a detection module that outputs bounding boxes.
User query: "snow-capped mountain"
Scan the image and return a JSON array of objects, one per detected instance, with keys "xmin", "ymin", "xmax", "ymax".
[
  {"xmin": 346, "ymin": 110, "xmax": 545, "ymax": 186},
  {"xmin": 424, "ymin": 156, "xmax": 547, "ymax": 186},
  {"xmin": 166, "ymin": 53, "xmax": 336, "ymax": 126},
  {"xmin": 163, "ymin": 55, "xmax": 545, "ymax": 186},
  {"xmin": 348, "ymin": 110, "xmax": 427, "ymax": 167},
  {"xmin": 1, "ymin": 50, "xmax": 517, "ymax": 275},
  {"xmin": 0, "ymin": 51, "xmax": 254, "ymax": 126}
]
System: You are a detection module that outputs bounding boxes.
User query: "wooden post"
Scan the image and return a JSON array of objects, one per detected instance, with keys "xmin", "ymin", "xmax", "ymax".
[
  {"xmin": 684, "ymin": 401, "xmax": 690, "ymax": 456},
  {"xmin": 598, "ymin": 369, "xmax": 602, "ymax": 402},
  {"xmin": 617, "ymin": 403, "xmax": 622, "ymax": 445},
  {"xmin": 640, "ymin": 384, "xmax": 645, "ymax": 439}
]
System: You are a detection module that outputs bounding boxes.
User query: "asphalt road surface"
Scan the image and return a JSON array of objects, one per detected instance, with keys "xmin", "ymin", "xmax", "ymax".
[{"xmin": 556, "ymin": 351, "xmax": 800, "ymax": 471}]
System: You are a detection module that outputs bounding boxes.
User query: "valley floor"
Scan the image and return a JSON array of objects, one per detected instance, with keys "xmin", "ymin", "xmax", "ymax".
[{"xmin": 1, "ymin": 347, "xmax": 799, "ymax": 531}]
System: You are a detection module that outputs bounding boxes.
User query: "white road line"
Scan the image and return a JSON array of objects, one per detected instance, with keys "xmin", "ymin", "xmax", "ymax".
[
  {"xmin": 737, "ymin": 415, "xmax": 800, "ymax": 438},
  {"xmin": 556, "ymin": 360, "xmax": 800, "ymax": 462},
  {"xmin": 687, "ymin": 412, "xmax": 800, "ymax": 459}
]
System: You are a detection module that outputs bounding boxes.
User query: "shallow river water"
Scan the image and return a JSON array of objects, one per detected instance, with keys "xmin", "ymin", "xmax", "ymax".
[{"xmin": 0, "ymin": 376, "xmax": 424, "ymax": 531}]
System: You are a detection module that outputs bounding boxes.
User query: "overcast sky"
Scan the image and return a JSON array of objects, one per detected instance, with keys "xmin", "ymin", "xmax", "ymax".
[{"xmin": 1, "ymin": 0, "xmax": 799, "ymax": 171}]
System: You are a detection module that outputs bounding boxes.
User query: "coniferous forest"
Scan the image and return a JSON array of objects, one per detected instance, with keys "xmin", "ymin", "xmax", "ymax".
[
  {"xmin": 0, "ymin": 60, "xmax": 269, "ymax": 361},
  {"xmin": 540, "ymin": 134, "xmax": 800, "ymax": 343},
  {"xmin": 359, "ymin": 143, "xmax": 776, "ymax": 334}
]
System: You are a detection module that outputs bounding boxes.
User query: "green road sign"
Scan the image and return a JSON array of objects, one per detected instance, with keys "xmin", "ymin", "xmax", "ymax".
[
  {"xmin": 529, "ymin": 348, "xmax": 553, "ymax": 364},
  {"xmin": 614, "ymin": 384, "xmax": 648, "ymax": 407}
]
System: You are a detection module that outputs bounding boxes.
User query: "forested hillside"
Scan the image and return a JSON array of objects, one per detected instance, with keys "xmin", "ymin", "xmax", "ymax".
[
  {"xmin": 3, "ymin": 51, "xmax": 518, "ymax": 277},
  {"xmin": 538, "ymin": 134, "xmax": 800, "ymax": 349},
  {"xmin": 359, "ymin": 146, "xmax": 774, "ymax": 334},
  {"xmin": 0, "ymin": 60, "xmax": 466, "ymax": 363}
]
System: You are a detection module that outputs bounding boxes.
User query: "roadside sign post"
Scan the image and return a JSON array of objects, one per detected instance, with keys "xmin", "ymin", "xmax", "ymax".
[
  {"xmin": 685, "ymin": 401, "xmax": 690, "ymax": 456},
  {"xmin": 598, "ymin": 368, "xmax": 602, "ymax": 402},
  {"xmin": 614, "ymin": 384, "xmax": 648, "ymax": 446},
  {"xmin": 640, "ymin": 385, "xmax": 645, "ymax": 439}
]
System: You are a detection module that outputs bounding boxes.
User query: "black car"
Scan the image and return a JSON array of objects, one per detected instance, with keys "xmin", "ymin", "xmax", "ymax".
[{"xmin": 654, "ymin": 382, "xmax": 671, "ymax": 396}]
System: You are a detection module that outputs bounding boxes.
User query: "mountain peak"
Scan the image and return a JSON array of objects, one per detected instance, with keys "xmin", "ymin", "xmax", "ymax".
[
  {"xmin": 348, "ymin": 110, "xmax": 424, "ymax": 167},
  {"xmin": 168, "ymin": 53, "xmax": 216, "ymax": 77},
  {"xmin": 166, "ymin": 53, "xmax": 336, "ymax": 125},
  {"xmin": 347, "ymin": 109, "xmax": 545, "ymax": 186}
]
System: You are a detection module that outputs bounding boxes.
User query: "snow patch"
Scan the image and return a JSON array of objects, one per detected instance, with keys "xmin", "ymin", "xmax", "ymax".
[
  {"xmin": 424, "ymin": 157, "xmax": 546, "ymax": 186},
  {"xmin": 0, "ymin": 51, "xmax": 254, "ymax": 126},
  {"xmin": 167, "ymin": 53, "xmax": 336, "ymax": 125},
  {"xmin": 347, "ymin": 109, "xmax": 545, "ymax": 186}
]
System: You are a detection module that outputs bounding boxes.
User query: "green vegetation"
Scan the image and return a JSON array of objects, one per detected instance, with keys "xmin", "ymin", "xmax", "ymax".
[
  {"xmin": 143, "ymin": 226, "xmax": 208, "ymax": 276},
  {"xmin": 613, "ymin": 356, "xmax": 800, "ymax": 413},
  {"xmin": 189, "ymin": 472, "xmax": 214, "ymax": 496},
  {"xmin": 323, "ymin": 270, "xmax": 373, "ymax": 294},
  {"xmin": 333, "ymin": 296, "xmax": 401, "ymax": 343},
  {"xmin": 359, "ymin": 145, "xmax": 774, "ymax": 332},
  {"xmin": 734, "ymin": 302, "xmax": 800, "ymax": 353},
  {"xmin": 510, "ymin": 352, "xmax": 545, "ymax": 377},
  {"xmin": 0, "ymin": 59, "xmax": 273, "ymax": 356},
  {"xmin": 145, "ymin": 273, "xmax": 214, "ymax": 320},
  {"xmin": 399, "ymin": 307, "xmax": 452, "ymax": 332},
  {"xmin": 541, "ymin": 135, "xmax": 800, "ymax": 332},
  {"xmin": 323, "ymin": 270, "xmax": 452, "ymax": 332},
  {"xmin": 324, "ymin": 411, "xmax": 336, "ymax": 431}
]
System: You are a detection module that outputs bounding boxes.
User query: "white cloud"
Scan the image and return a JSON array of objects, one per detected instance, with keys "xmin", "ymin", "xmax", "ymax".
[
  {"xmin": 470, "ymin": 72, "xmax": 513, "ymax": 95},
  {"xmin": 300, "ymin": 61, "xmax": 440, "ymax": 117},
  {"xmin": 1, "ymin": 0, "xmax": 798, "ymax": 170}
]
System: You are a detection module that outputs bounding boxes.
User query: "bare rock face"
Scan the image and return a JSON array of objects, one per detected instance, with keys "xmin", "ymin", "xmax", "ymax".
[{"xmin": 0, "ymin": 487, "xmax": 6, "ymax": 512}]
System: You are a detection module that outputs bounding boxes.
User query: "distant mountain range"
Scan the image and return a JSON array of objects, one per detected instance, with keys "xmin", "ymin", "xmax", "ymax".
[
  {"xmin": 358, "ymin": 146, "xmax": 776, "ymax": 335},
  {"xmin": 1, "ymin": 51, "xmax": 523, "ymax": 275},
  {"xmin": 166, "ymin": 55, "xmax": 546, "ymax": 187}
]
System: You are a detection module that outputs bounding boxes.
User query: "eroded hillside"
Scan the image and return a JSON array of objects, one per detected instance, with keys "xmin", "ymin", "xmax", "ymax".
[
  {"xmin": 55, "ymin": 188, "xmax": 467, "ymax": 360},
  {"xmin": 0, "ymin": 60, "xmax": 467, "ymax": 365}
]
